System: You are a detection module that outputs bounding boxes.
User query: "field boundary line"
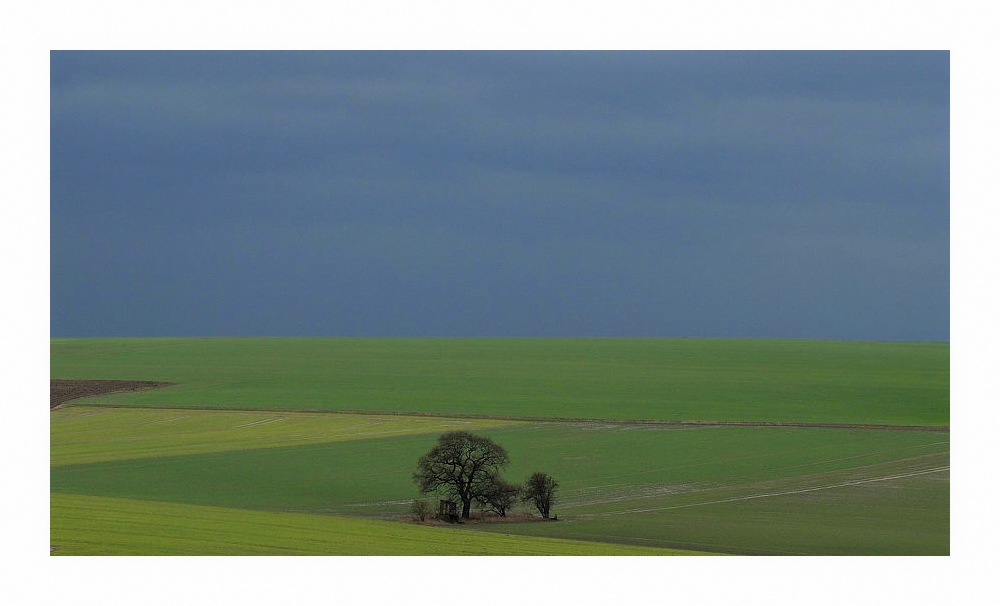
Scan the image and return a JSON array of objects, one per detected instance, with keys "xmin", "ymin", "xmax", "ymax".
[{"xmin": 62, "ymin": 401, "xmax": 950, "ymax": 432}]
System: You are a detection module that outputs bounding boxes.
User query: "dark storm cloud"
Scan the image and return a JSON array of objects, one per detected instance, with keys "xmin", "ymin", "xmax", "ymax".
[{"xmin": 50, "ymin": 51, "xmax": 949, "ymax": 339}]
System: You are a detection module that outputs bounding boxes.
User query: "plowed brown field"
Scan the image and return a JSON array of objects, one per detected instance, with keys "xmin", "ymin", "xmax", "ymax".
[{"xmin": 50, "ymin": 379, "xmax": 174, "ymax": 409}]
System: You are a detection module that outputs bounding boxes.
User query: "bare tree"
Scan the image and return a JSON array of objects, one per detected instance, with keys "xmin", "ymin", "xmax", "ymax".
[
  {"xmin": 524, "ymin": 472, "xmax": 558, "ymax": 519},
  {"xmin": 476, "ymin": 474, "xmax": 521, "ymax": 517},
  {"xmin": 413, "ymin": 431, "xmax": 510, "ymax": 520}
]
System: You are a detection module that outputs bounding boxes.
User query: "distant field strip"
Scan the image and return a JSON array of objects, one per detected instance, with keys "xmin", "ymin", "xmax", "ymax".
[
  {"xmin": 51, "ymin": 407, "xmax": 521, "ymax": 465},
  {"xmin": 60, "ymin": 402, "xmax": 950, "ymax": 432},
  {"xmin": 50, "ymin": 494, "xmax": 710, "ymax": 556},
  {"xmin": 258, "ymin": 409, "xmax": 951, "ymax": 432},
  {"xmin": 50, "ymin": 338, "xmax": 949, "ymax": 426}
]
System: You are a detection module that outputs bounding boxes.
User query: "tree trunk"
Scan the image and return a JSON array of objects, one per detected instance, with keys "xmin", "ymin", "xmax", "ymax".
[{"xmin": 462, "ymin": 499, "xmax": 472, "ymax": 519}]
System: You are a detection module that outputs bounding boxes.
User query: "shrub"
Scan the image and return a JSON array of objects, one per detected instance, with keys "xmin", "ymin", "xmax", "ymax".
[{"xmin": 410, "ymin": 498, "xmax": 430, "ymax": 522}]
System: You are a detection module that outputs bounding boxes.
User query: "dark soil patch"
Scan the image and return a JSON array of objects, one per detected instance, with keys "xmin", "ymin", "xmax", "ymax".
[{"xmin": 50, "ymin": 379, "xmax": 175, "ymax": 410}]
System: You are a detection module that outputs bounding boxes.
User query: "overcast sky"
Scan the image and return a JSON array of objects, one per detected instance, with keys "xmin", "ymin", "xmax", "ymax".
[{"xmin": 50, "ymin": 51, "xmax": 949, "ymax": 340}]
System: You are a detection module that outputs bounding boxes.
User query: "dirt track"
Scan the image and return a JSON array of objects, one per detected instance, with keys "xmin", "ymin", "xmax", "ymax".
[{"xmin": 50, "ymin": 379, "xmax": 175, "ymax": 409}]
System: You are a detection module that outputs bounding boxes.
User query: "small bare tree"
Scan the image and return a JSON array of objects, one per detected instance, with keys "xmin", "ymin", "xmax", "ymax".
[
  {"xmin": 476, "ymin": 474, "xmax": 521, "ymax": 517},
  {"xmin": 524, "ymin": 472, "xmax": 558, "ymax": 519}
]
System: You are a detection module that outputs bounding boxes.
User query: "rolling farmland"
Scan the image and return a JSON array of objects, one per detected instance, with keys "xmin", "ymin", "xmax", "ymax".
[
  {"xmin": 50, "ymin": 338, "xmax": 949, "ymax": 555},
  {"xmin": 50, "ymin": 338, "xmax": 948, "ymax": 426}
]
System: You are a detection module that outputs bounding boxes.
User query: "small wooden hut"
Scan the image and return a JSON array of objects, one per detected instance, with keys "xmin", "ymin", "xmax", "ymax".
[{"xmin": 438, "ymin": 499, "xmax": 459, "ymax": 522}]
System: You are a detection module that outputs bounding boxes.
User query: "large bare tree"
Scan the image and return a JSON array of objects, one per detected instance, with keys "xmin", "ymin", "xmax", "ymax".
[{"xmin": 413, "ymin": 431, "xmax": 509, "ymax": 520}]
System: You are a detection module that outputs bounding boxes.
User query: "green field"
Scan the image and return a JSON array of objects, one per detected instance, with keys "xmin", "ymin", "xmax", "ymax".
[
  {"xmin": 50, "ymin": 338, "xmax": 949, "ymax": 426},
  {"xmin": 51, "ymin": 406, "xmax": 519, "ymax": 465},
  {"xmin": 51, "ymin": 338, "xmax": 949, "ymax": 555},
  {"xmin": 51, "ymin": 494, "xmax": 699, "ymax": 555}
]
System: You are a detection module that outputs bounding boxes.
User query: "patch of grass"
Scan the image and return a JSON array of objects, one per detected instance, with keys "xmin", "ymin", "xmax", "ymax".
[
  {"xmin": 50, "ymin": 494, "xmax": 706, "ymax": 555},
  {"xmin": 50, "ymin": 338, "xmax": 949, "ymax": 426}
]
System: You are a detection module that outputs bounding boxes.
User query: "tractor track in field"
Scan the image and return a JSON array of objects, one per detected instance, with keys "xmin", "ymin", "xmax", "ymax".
[
  {"xmin": 49, "ymin": 380, "xmax": 948, "ymax": 432},
  {"xmin": 578, "ymin": 464, "xmax": 951, "ymax": 517}
]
